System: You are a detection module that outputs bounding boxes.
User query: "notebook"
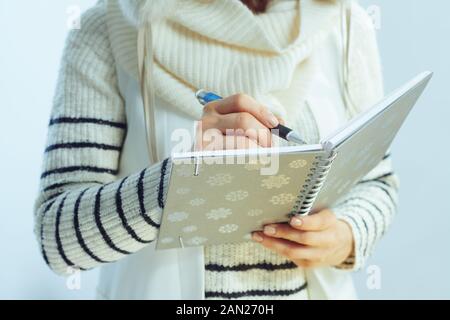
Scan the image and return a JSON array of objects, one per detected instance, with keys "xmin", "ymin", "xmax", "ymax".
[{"xmin": 156, "ymin": 71, "xmax": 433, "ymax": 250}]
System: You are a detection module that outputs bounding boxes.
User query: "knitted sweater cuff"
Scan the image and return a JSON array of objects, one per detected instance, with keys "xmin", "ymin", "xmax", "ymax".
[{"xmin": 36, "ymin": 158, "xmax": 172, "ymax": 275}]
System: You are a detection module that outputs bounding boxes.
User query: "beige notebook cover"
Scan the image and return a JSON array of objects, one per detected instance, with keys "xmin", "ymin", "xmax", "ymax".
[
  {"xmin": 157, "ymin": 147, "xmax": 327, "ymax": 250},
  {"xmin": 157, "ymin": 71, "xmax": 432, "ymax": 250},
  {"xmin": 312, "ymin": 71, "xmax": 432, "ymax": 212}
]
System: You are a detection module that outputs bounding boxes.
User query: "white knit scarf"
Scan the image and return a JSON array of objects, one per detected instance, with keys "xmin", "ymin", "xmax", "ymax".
[
  {"xmin": 112, "ymin": 0, "xmax": 353, "ymax": 161},
  {"xmin": 118, "ymin": 0, "xmax": 351, "ymax": 117}
]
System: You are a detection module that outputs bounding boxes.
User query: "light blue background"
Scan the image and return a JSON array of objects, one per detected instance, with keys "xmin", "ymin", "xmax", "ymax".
[{"xmin": 0, "ymin": 0, "xmax": 449, "ymax": 299}]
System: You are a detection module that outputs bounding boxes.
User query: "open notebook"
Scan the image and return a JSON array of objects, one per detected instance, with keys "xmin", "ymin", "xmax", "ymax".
[{"xmin": 156, "ymin": 71, "xmax": 432, "ymax": 250}]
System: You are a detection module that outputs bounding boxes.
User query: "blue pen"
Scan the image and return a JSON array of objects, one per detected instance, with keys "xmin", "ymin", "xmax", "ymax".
[{"xmin": 195, "ymin": 90, "xmax": 306, "ymax": 145}]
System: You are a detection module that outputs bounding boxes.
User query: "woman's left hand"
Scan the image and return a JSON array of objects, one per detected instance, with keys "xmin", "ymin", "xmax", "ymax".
[{"xmin": 252, "ymin": 209, "xmax": 354, "ymax": 268}]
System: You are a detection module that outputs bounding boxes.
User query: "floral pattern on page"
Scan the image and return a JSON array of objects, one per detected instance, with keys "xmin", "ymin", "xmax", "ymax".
[{"xmin": 157, "ymin": 151, "xmax": 321, "ymax": 250}]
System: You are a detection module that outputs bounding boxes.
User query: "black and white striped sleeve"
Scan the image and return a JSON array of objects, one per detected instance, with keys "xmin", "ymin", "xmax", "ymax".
[
  {"xmin": 33, "ymin": 4, "xmax": 170, "ymax": 276},
  {"xmin": 332, "ymin": 154, "xmax": 399, "ymax": 271}
]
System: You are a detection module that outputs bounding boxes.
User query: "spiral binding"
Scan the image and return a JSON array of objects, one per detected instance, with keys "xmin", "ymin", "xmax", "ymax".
[{"xmin": 290, "ymin": 151, "xmax": 337, "ymax": 216}]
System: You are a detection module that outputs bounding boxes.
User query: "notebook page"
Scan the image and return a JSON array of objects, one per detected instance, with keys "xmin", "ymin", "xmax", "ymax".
[
  {"xmin": 322, "ymin": 72, "xmax": 433, "ymax": 151},
  {"xmin": 311, "ymin": 73, "xmax": 432, "ymax": 211},
  {"xmin": 157, "ymin": 149, "xmax": 325, "ymax": 250}
]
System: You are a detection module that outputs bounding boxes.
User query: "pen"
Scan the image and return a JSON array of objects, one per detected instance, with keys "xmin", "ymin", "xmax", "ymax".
[{"xmin": 195, "ymin": 90, "xmax": 306, "ymax": 145}]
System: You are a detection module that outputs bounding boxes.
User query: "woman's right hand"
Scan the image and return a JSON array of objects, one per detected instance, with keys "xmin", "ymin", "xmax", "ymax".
[{"xmin": 196, "ymin": 94, "xmax": 282, "ymax": 151}]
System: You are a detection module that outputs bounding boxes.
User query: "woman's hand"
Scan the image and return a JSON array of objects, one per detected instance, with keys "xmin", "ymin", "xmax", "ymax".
[
  {"xmin": 196, "ymin": 94, "xmax": 282, "ymax": 151},
  {"xmin": 252, "ymin": 209, "xmax": 354, "ymax": 268}
]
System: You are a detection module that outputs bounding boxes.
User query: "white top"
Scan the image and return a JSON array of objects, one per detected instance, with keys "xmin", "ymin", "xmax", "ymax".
[{"xmin": 34, "ymin": 0, "xmax": 399, "ymax": 300}]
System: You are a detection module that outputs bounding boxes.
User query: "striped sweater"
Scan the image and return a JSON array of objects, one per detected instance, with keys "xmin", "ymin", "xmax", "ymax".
[{"xmin": 34, "ymin": 2, "xmax": 399, "ymax": 300}]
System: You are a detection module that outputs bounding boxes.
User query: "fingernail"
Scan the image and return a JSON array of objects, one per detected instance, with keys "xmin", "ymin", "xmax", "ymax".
[
  {"xmin": 264, "ymin": 226, "xmax": 277, "ymax": 236},
  {"xmin": 265, "ymin": 110, "xmax": 279, "ymax": 128},
  {"xmin": 252, "ymin": 233, "xmax": 263, "ymax": 242},
  {"xmin": 291, "ymin": 218, "xmax": 303, "ymax": 227}
]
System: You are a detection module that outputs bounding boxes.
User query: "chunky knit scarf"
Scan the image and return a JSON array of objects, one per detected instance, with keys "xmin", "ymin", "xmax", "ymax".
[
  {"xmin": 108, "ymin": 0, "xmax": 359, "ymax": 161},
  {"xmin": 115, "ymin": 0, "xmax": 348, "ymax": 118}
]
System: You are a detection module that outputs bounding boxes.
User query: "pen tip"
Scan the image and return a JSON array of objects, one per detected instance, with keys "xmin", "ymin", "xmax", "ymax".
[{"xmin": 287, "ymin": 132, "xmax": 307, "ymax": 145}]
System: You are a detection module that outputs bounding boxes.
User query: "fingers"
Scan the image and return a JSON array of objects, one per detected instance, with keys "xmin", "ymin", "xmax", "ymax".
[
  {"xmin": 252, "ymin": 209, "xmax": 343, "ymax": 268},
  {"xmin": 289, "ymin": 209, "xmax": 337, "ymax": 232},
  {"xmin": 252, "ymin": 232, "xmax": 322, "ymax": 264},
  {"xmin": 204, "ymin": 94, "xmax": 280, "ymax": 129},
  {"xmin": 200, "ymin": 113, "xmax": 272, "ymax": 148},
  {"xmin": 262, "ymin": 224, "xmax": 334, "ymax": 247},
  {"xmin": 276, "ymin": 116, "xmax": 286, "ymax": 126},
  {"xmin": 215, "ymin": 113, "xmax": 273, "ymax": 147},
  {"xmin": 199, "ymin": 93, "xmax": 285, "ymax": 150},
  {"xmin": 197, "ymin": 127, "xmax": 222, "ymax": 151},
  {"xmin": 223, "ymin": 135, "xmax": 259, "ymax": 150},
  {"xmin": 201, "ymin": 129, "xmax": 259, "ymax": 151}
]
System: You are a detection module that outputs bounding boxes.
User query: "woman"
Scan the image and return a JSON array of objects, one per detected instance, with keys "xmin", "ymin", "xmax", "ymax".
[{"xmin": 35, "ymin": 0, "xmax": 398, "ymax": 299}]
